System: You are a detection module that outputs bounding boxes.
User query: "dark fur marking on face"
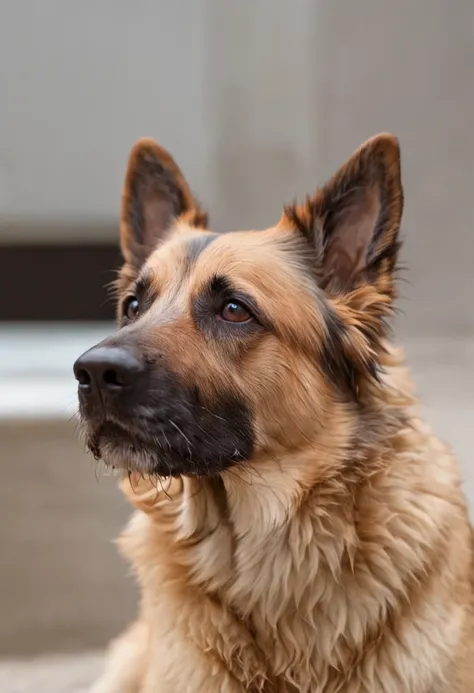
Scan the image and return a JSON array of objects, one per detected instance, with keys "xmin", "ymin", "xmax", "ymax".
[
  {"xmin": 133, "ymin": 271, "xmax": 154, "ymax": 299},
  {"xmin": 192, "ymin": 275, "xmax": 270, "ymax": 340},
  {"xmin": 186, "ymin": 233, "xmax": 218, "ymax": 266},
  {"xmin": 320, "ymin": 304, "xmax": 362, "ymax": 400},
  {"xmin": 209, "ymin": 274, "xmax": 232, "ymax": 295},
  {"xmin": 120, "ymin": 270, "xmax": 159, "ymax": 326},
  {"xmin": 80, "ymin": 356, "xmax": 254, "ymax": 477},
  {"xmin": 208, "ymin": 275, "xmax": 269, "ymax": 327},
  {"xmin": 321, "ymin": 302, "xmax": 382, "ymax": 400},
  {"xmin": 321, "ymin": 304, "xmax": 357, "ymax": 399}
]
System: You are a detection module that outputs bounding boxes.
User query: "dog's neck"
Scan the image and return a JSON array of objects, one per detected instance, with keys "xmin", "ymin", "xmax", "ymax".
[
  {"xmin": 171, "ymin": 408, "xmax": 459, "ymax": 689},
  {"xmin": 171, "ymin": 350, "xmax": 429, "ymax": 627},
  {"xmin": 127, "ymin": 345, "xmax": 417, "ymax": 592},
  {"xmin": 120, "ymin": 350, "xmax": 463, "ymax": 689}
]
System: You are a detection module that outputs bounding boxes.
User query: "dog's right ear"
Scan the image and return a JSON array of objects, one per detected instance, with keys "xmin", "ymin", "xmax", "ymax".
[{"xmin": 120, "ymin": 138, "xmax": 208, "ymax": 269}]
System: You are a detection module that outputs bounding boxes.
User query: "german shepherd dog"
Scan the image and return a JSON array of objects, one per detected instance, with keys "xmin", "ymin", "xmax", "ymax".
[{"xmin": 74, "ymin": 134, "xmax": 474, "ymax": 692}]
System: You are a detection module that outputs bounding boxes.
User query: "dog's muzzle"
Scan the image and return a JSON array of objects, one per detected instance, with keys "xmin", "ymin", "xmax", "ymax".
[{"xmin": 73, "ymin": 340, "xmax": 254, "ymax": 477}]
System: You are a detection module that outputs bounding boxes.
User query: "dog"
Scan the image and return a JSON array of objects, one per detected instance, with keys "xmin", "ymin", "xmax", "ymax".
[{"xmin": 74, "ymin": 134, "xmax": 474, "ymax": 692}]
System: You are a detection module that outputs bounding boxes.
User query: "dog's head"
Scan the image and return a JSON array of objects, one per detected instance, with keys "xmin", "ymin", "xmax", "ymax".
[{"xmin": 74, "ymin": 135, "xmax": 403, "ymax": 479}]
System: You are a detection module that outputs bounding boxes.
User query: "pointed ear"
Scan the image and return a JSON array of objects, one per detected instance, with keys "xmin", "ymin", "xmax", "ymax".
[
  {"xmin": 120, "ymin": 138, "xmax": 208, "ymax": 268},
  {"xmin": 282, "ymin": 134, "xmax": 403, "ymax": 298},
  {"xmin": 282, "ymin": 135, "xmax": 403, "ymax": 396}
]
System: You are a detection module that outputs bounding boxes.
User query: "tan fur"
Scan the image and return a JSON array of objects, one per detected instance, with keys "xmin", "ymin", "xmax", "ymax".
[{"xmin": 88, "ymin": 135, "xmax": 473, "ymax": 692}]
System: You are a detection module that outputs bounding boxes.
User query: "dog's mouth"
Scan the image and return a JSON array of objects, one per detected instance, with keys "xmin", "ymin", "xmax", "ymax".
[
  {"xmin": 75, "ymin": 347, "xmax": 255, "ymax": 478},
  {"xmin": 85, "ymin": 419, "xmax": 196, "ymax": 477},
  {"xmin": 83, "ymin": 410, "xmax": 252, "ymax": 478}
]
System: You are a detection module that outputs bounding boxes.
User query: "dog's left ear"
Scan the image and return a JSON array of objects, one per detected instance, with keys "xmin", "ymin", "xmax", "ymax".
[
  {"xmin": 282, "ymin": 135, "xmax": 403, "ymax": 394},
  {"xmin": 120, "ymin": 138, "xmax": 208, "ymax": 269},
  {"xmin": 282, "ymin": 134, "xmax": 403, "ymax": 299}
]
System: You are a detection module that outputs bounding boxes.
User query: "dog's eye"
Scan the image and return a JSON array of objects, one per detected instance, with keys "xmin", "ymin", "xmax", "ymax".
[
  {"xmin": 124, "ymin": 296, "xmax": 140, "ymax": 321},
  {"xmin": 219, "ymin": 301, "xmax": 252, "ymax": 323}
]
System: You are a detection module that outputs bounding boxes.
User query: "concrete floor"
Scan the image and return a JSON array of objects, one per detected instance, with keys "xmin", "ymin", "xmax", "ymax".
[
  {"xmin": 0, "ymin": 653, "xmax": 102, "ymax": 693},
  {"xmin": 0, "ymin": 335, "xmax": 472, "ymax": 692}
]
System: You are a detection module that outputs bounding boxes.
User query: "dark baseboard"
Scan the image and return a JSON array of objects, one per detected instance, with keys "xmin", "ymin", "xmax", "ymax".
[{"xmin": 0, "ymin": 244, "xmax": 121, "ymax": 321}]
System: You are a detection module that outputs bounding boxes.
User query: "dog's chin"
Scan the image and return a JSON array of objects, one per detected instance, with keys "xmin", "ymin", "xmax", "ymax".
[
  {"xmin": 84, "ymin": 421, "xmax": 180, "ymax": 477},
  {"xmin": 84, "ymin": 420, "xmax": 238, "ymax": 478}
]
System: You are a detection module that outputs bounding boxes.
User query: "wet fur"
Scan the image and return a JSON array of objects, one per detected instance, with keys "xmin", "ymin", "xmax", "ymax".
[{"xmin": 86, "ymin": 136, "xmax": 474, "ymax": 692}]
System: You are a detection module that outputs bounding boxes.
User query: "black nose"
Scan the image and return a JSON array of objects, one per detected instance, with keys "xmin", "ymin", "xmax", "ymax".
[{"xmin": 73, "ymin": 346, "xmax": 145, "ymax": 396}]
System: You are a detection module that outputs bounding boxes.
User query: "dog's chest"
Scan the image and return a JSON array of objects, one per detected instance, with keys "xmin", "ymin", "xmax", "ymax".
[
  {"xmin": 121, "ymin": 482, "xmax": 464, "ymax": 693},
  {"xmin": 185, "ymin": 513, "xmax": 361, "ymax": 688},
  {"xmin": 182, "ymin": 507, "xmax": 461, "ymax": 693}
]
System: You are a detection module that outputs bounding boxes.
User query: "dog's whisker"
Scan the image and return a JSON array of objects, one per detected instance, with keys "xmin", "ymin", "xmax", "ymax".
[
  {"xmin": 198, "ymin": 405, "xmax": 227, "ymax": 423},
  {"xmin": 169, "ymin": 420, "xmax": 193, "ymax": 460}
]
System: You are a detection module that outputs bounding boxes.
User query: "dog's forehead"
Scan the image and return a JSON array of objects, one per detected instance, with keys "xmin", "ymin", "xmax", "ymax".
[{"xmin": 143, "ymin": 224, "xmax": 305, "ymax": 292}]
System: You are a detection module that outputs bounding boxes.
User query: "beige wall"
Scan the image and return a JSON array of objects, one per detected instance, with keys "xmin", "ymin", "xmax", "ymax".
[
  {"xmin": 0, "ymin": 2, "xmax": 209, "ymax": 223},
  {"xmin": 206, "ymin": 0, "xmax": 474, "ymax": 336},
  {"xmin": 311, "ymin": 1, "xmax": 474, "ymax": 336},
  {"xmin": 1, "ymin": 1, "xmax": 473, "ymax": 334}
]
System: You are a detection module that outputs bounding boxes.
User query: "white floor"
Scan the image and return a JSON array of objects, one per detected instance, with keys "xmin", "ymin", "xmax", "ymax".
[
  {"xmin": 0, "ymin": 652, "xmax": 103, "ymax": 693},
  {"xmin": 0, "ymin": 323, "xmax": 112, "ymax": 419}
]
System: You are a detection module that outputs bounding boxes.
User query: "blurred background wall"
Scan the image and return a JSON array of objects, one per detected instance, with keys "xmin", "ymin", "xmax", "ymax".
[
  {"xmin": 1, "ymin": 1, "xmax": 474, "ymax": 333},
  {"xmin": 0, "ymin": 0, "xmax": 472, "ymax": 676}
]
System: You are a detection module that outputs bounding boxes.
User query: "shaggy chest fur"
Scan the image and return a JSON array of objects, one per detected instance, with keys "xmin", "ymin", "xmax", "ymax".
[{"xmin": 120, "ymin": 414, "xmax": 472, "ymax": 693}]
